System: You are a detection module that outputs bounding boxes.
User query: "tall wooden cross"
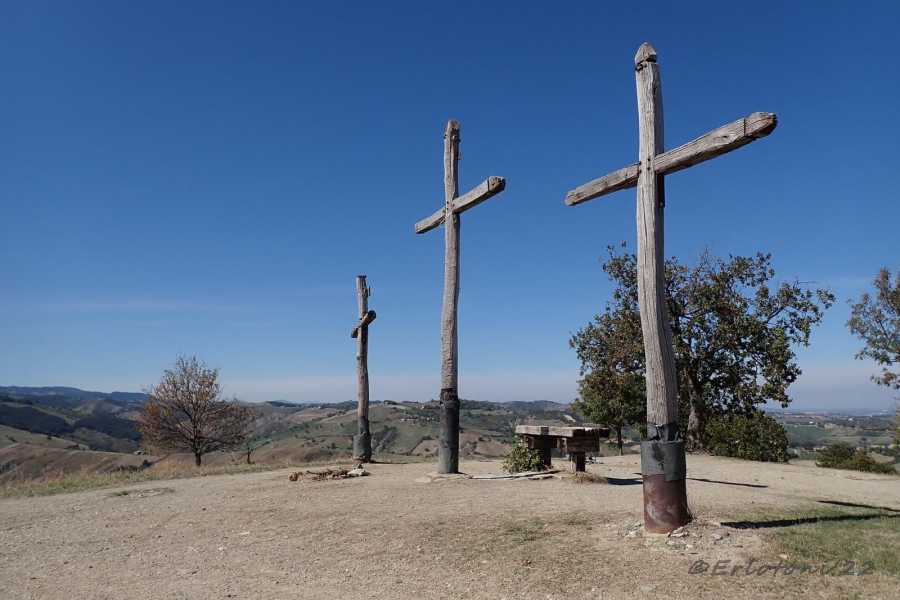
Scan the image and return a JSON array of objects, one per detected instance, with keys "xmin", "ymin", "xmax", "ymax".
[
  {"xmin": 564, "ymin": 43, "xmax": 777, "ymax": 533},
  {"xmin": 415, "ymin": 119, "xmax": 506, "ymax": 474},
  {"xmin": 350, "ymin": 274, "xmax": 376, "ymax": 462}
]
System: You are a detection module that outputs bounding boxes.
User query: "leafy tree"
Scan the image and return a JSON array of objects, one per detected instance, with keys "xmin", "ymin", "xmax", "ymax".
[
  {"xmin": 570, "ymin": 303, "xmax": 645, "ymax": 454},
  {"xmin": 572, "ymin": 245, "xmax": 834, "ymax": 450},
  {"xmin": 704, "ymin": 412, "xmax": 789, "ymax": 462},
  {"xmin": 816, "ymin": 442, "xmax": 897, "ymax": 474},
  {"xmin": 847, "ymin": 268, "xmax": 899, "ymax": 444},
  {"xmin": 137, "ymin": 356, "xmax": 254, "ymax": 466}
]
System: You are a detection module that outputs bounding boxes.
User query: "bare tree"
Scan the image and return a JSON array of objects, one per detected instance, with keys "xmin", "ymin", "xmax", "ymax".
[{"xmin": 137, "ymin": 356, "xmax": 254, "ymax": 466}]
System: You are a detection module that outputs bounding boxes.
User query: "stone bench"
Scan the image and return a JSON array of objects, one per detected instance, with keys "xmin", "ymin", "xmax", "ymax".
[{"xmin": 514, "ymin": 425, "xmax": 610, "ymax": 472}]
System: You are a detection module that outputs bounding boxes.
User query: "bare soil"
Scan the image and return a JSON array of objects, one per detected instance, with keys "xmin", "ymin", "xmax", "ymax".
[{"xmin": 1, "ymin": 455, "xmax": 898, "ymax": 599}]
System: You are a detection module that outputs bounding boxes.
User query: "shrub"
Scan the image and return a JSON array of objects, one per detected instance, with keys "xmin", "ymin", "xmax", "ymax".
[
  {"xmin": 502, "ymin": 437, "xmax": 546, "ymax": 473},
  {"xmin": 705, "ymin": 412, "xmax": 789, "ymax": 462},
  {"xmin": 816, "ymin": 443, "xmax": 897, "ymax": 474}
]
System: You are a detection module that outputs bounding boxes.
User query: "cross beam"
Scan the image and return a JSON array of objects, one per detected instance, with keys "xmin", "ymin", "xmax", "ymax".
[
  {"xmin": 415, "ymin": 176, "xmax": 506, "ymax": 234},
  {"xmin": 564, "ymin": 42, "xmax": 777, "ymax": 534},
  {"xmin": 565, "ymin": 112, "xmax": 777, "ymax": 206},
  {"xmin": 350, "ymin": 310, "xmax": 376, "ymax": 338},
  {"xmin": 414, "ymin": 119, "xmax": 507, "ymax": 474}
]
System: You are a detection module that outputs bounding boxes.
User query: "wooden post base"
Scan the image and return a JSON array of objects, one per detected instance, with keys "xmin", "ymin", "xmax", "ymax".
[
  {"xmin": 570, "ymin": 452, "xmax": 586, "ymax": 472},
  {"xmin": 352, "ymin": 417, "xmax": 372, "ymax": 463},
  {"xmin": 525, "ymin": 435, "xmax": 556, "ymax": 469},
  {"xmin": 537, "ymin": 448, "xmax": 552, "ymax": 468},
  {"xmin": 438, "ymin": 389, "xmax": 459, "ymax": 474}
]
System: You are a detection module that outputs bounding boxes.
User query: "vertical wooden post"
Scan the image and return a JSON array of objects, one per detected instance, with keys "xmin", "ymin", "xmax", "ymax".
[
  {"xmin": 571, "ymin": 452, "xmax": 586, "ymax": 473},
  {"xmin": 353, "ymin": 275, "xmax": 372, "ymax": 462},
  {"xmin": 634, "ymin": 43, "xmax": 690, "ymax": 532},
  {"xmin": 438, "ymin": 119, "xmax": 461, "ymax": 474}
]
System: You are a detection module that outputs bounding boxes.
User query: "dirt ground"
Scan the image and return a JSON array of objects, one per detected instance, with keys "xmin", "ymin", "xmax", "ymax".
[{"xmin": 2, "ymin": 455, "xmax": 898, "ymax": 600}]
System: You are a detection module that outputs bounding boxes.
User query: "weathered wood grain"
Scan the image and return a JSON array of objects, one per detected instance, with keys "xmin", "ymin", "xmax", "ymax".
[
  {"xmin": 634, "ymin": 42, "xmax": 680, "ymax": 428},
  {"xmin": 514, "ymin": 425, "xmax": 606, "ymax": 438},
  {"xmin": 560, "ymin": 41, "xmax": 779, "ymax": 532},
  {"xmin": 653, "ymin": 112, "xmax": 777, "ymax": 175},
  {"xmin": 563, "ymin": 113, "xmax": 777, "ymax": 205},
  {"xmin": 415, "ymin": 176, "xmax": 507, "ymax": 233},
  {"xmin": 414, "ymin": 208, "xmax": 445, "ymax": 235},
  {"xmin": 413, "ymin": 120, "xmax": 507, "ymax": 474},
  {"xmin": 352, "ymin": 275, "xmax": 373, "ymax": 462},
  {"xmin": 439, "ymin": 119, "xmax": 461, "ymax": 475},
  {"xmin": 564, "ymin": 163, "xmax": 640, "ymax": 206},
  {"xmin": 451, "ymin": 176, "xmax": 506, "ymax": 215},
  {"xmin": 350, "ymin": 310, "xmax": 376, "ymax": 338}
]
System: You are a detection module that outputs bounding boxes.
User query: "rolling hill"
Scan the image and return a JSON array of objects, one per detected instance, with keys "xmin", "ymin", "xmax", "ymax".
[
  {"xmin": 0, "ymin": 386, "xmax": 581, "ymax": 480},
  {"xmin": 0, "ymin": 387, "xmax": 145, "ymax": 453}
]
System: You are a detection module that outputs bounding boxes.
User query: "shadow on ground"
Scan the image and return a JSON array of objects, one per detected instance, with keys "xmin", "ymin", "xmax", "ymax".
[{"xmin": 722, "ymin": 512, "xmax": 900, "ymax": 530}]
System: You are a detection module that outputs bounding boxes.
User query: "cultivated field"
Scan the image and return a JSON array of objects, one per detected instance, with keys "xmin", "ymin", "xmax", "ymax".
[{"xmin": 1, "ymin": 455, "xmax": 898, "ymax": 599}]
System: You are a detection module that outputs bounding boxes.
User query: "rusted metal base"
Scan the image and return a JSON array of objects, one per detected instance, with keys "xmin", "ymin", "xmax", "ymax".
[{"xmin": 642, "ymin": 474, "xmax": 691, "ymax": 533}]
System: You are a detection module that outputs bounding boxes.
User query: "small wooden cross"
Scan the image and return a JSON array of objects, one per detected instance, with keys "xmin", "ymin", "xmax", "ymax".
[
  {"xmin": 415, "ymin": 119, "xmax": 506, "ymax": 474},
  {"xmin": 564, "ymin": 43, "xmax": 777, "ymax": 533},
  {"xmin": 350, "ymin": 275, "xmax": 376, "ymax": 462}
]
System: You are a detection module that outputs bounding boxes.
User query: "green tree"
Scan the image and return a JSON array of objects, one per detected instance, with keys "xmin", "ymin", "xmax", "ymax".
[
  {"xmin": 572, "ymin": 245, "xmax": 834, "ymax": 450},
  {"xmin": 816, "ymin": 442, "xmax": 896, "ymax": 474},
  {"xmin": 570, "ymin": 303, "xmax": 645, "ymax": 454},
  {"xmin": 847, "ymin": 268, "xmax": 900, "ymax": 444},
  {"xmin": 704, "ymin": 412, "xmax": 789, "ymax": 462}
]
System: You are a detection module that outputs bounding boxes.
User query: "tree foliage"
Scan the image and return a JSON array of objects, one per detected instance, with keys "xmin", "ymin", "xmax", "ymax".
[
  {"xmin": 571, "ymin": 244, "xmax": 834, "ymax": 450},
  {"xmin": 137, "ymin": 356, "xmax": 254, "ymax": 466},
  {"xmin": 816, "ymin": 442, "xmax": 897, "ymax": 474},
  {"xmin": 704, "ymin": 412, "xmax": 789, "ymax": 462},
  {"xmin": 502, "ymin": 437, "xmax": 546, "ymax": 473},
  {"xmin": 848, "ymin": 268, "xmax": 900, "ymax": 445},
  {"xmin": 570, "ymin": 302, "xmax": 645, "ymax": 454},
  {"xmin": 848, "ymin": 268, "xmax": 900, "ymax": 392}
]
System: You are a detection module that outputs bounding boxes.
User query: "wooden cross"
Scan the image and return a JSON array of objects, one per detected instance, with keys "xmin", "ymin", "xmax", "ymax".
[
  {"xmin": 350, "ymin": 275, "xmax": 376, "ymax": 462},
  {"xmin": 415, "ymin": 119, "xmax": 506, "ymax": 474},
  {"xmin": 564, "ymin": 43, "xmax": 777, "ymax": 533}
]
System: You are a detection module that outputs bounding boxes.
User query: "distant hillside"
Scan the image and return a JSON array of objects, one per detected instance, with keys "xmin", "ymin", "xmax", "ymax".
[
  {"xmin": 0, "ymin": 386, "xmax": 146, "ymax": 409},
  {"xmin": 0, "ymin": 386, "xmax": 580, "ymax": 476},
  {"xmin": 0, "ymin": 387, "xmax": 145, "ymax": 453},
  {"xmin": 245, "ymin": 398, "xmax": 580, "ymax": 463},
  {"xmin": 0, "ymin": 444, "xmax": 152, "ymax": 483}
]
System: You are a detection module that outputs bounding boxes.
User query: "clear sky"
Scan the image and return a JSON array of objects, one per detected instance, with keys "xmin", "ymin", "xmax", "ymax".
[{"xmin": 2, "ymin": 2, "xmax": 898, "ymax": 411}]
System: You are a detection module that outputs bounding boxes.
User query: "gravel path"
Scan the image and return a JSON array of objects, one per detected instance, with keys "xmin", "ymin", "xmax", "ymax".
[{"xmin": 2, "ymin": 455, "xmax": 898, "ymax": 599}]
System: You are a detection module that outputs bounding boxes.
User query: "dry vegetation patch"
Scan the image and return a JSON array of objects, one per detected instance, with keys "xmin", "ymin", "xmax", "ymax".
[{"xmin": 0, "ymin": 461, "xmax": 287, "ymax": 498}]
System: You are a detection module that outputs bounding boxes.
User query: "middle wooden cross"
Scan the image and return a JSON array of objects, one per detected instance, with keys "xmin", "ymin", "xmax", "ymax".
[{"xmin": 414, "ymin": 119, "xmax": 507, "ymax": 474}]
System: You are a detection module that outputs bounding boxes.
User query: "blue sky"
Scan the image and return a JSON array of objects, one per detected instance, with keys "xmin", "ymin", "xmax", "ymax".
[{"xmin": 2, "ymin": 2, "xmax": 897, "ymax": 411}]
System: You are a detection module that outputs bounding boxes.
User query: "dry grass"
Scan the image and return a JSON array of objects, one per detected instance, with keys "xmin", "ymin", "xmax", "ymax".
[
  {"xmin": 0, "ymin": 460, "xmax": 293, "ymax": 498},
  {"xmin": 568, "ymin": 471, "xmax": 608, "ymax": 484}
]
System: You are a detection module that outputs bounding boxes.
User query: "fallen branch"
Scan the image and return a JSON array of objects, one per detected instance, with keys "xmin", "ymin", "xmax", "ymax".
[{"xmin": 471, "ymin": 469, "xmax": 560, "ymax": 480}]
